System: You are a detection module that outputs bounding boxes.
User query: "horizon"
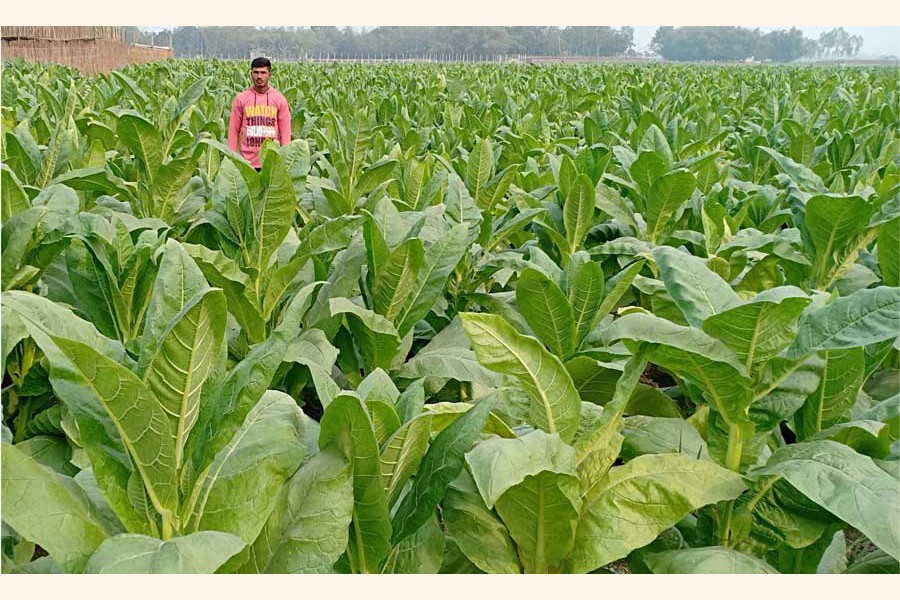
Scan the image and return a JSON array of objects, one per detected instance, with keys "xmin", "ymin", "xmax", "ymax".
[{"xmin": 139, "ymin": 25, "xmax": 900, "ymax": 57}]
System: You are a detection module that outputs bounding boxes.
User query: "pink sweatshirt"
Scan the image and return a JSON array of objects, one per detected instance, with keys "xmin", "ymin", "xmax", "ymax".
[{"xmin": 227, "ymin": 87, "xmax": 292, "ymax": 168}]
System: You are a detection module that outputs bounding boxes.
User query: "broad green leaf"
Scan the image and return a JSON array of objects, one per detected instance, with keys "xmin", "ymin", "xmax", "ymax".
[
  {"xmin": 466, "ymin": 137, "xmax": 494, "ymax": 207},
  {"xmin": 380, "ymin": 414, "xmax": 433, "ymax": 507},
  {"xmin": 395, "ymin": 379, "xmax": 426, "ymax": 423},
  {"xmin": 318, "ymin": 393, "xmax": 392, "ymax": 573},
  {"xmin": 604, "ymin": 313, "xmax": 752, "ymax": 428},
  {"xmin": 1, "ymin": 443, "xmax": 109, "ymax": 573},
  {"xmin": 630, "ymin": 151, "xmax": 669, "ymax": 192},
  {"xmin": 443, "ymin": 470, "xmax": 521, "ymax": 574},
  {"xmin": 14, "ymin": 435, "xmax": 77, "ymax": 476},
  {"xmin": 645, "ymin": 546, "xmax": 779, "ymax": 574},
  {"xmin": 645, "ymin": 170, "xmax": 697, "ymax": 244},
  {"xmin": 566, "ymin": 453, "xmax": 746, "ymax": 573},
  {"xmin": 117, "ymin": 112, "xmax": 163, "ymax": 173},
  {"xmin": 567, "ymin": 254, "xmax": 605, "ymax": 345},
  {"xmin": 283, "ymin": 328, "xmax": 339, "ymax": 371},
  {"xmin": 188, "ymin": 391, "xmax": 305, "ymax": 544},
  {"xmin": 626, "ymin": 385, "xmax": 683, "ymax": 418},
  {"xmin": 466, "ymin": 430, "xmax": 577, "ymax": 508},
  {"xmin": 595, "ymin": 259, "xmax": 645, "ymax": 317},
  {"xmin": 574, "ymin": 347, "xmax": 651, "ymax": 490},
  {"xmin": 141, "ymin": 288, "xmax": 225, "ymax": 468},
  {"xmin": 299, "ymin": 215, "xmax": 363, "ymax": 256},
  {"xmin": 751, "ymin": 441, "xmax": 900, "ymax": 561},
  {"xmin": 516, "ymin": 268, "xmax": 575, "ymax": 357},
  {"xmin": 596, "ymin": 182, "xmax": 640, "ymax": 235},
  {"xmin": 621, "ymin": 416, "xmax": 709, "ymax": 462},
  {"xmin": 805, "ymin": 194, "xmax": 874, "ymax": 286},
  {"xmin": 785, "ymin": 287, "xmax": 900, "ymax": 358},
  {"xmin": 1, "ymin": 209, "xmax": 42, "ymax": 292},
  {"xmin": 445, "ymin": 171, "xmax": 483, "ymax": 244},
  {"xmin": 816, "ymin": 531, "xmax": 849, "ymax": 574},
  {"xmin": 461, "ymin": 312, "xmax": 580, "ymax": 443},
  {"xmin": 638, "ymin": 126, "xmax": 673, "ymax": 169},
  {"xmin": 749, "ymin": 355, "xmax": 824, "ymax": 430},
  {"xmin": 251, "ymin": 149, "xmax": 296, "ymax": 276},
  {"xmin": 182, "ymin": 242, "xmax": 266, "ymax": 343},
  {"xmin": 84, "ymin": 532, "xmax": 244, "ymax": 574},
  {"xmin": 563, "ymin": 174, "xmax": 595, "ymax": 253},
  {"xmin": 653, "ymin": 246, "xmax": 741, "ymax": 328},
  {"xmin": 391, "ymin": 394, "xmax": 497, "ymax": 543},
  {"xmin": 845, "ymin": 550, "xmax": 900, "ymax": 574},
  {"xmin": 395, "ymin": 222, "xmax": 468, "ymax": 337},
  {"xmin": 138, "ymin": 240, "xmax": 210, "ymax": 364},
  {"xmin": 1, "ymin": 290, "xmax": 126, "ymax": 375},
  {"xmin": 794, "ymin": 348, "xmax": 865, "ymax": 440},
  {"xmin": 565, "ymin": 357, "xmax": 619, "ymax": 406},
  {"xmin": 877, "ymin": 216, "xmax": 899, "ymax": 286},
  {"xmin": 15, "ymin": 326, "xmax": 148, "ymax": 533},
  {"xmin": 702, "ymin": 286, "xmax": 811, "ymax": 369},
  {"xmin": 496, "ymin": 471, "xmax": 582, "ymax": 573},
  {"xmin": 465, "ymin": 431, "xmax": 580, "ymax": 572},
  {"xmin": 36, "ymin": 89, "xmax": 78, "ymax": 187},
  {"xmin": 381, "ymin": 513, "xmax": 446, "ymax": 574},
  {"xmin": 260, "ymin": 253, "xmax": 311, "ymax": 321},
  {"xmin": 356, "ymin": 369, "xmax": 400, "ymax": 406},
  {"xmin": 187, "ymin": 325, "xmax": 297, "ymax": 479},
  {"xmin": 394, "ymin": 317, "xmax": 505, "ymax": 387},
  {"xmin": 1, "ymin": 164, "xmax": 30, "ymax": 219},
  {"xmin": 756, "ymin": 146, "xmax": 825, "ymax": 192},
  {"xmin": 211, "ymin": 157, "xmax": 252, "ymax": 250},
  {"xmin": 329, "ymin": 297, "xmax": 401, "ymax": 371},
  {"xmin": 245, "ymin": 449, "xmax": 353, "ymax": 574},
  {"xmin": 367, "ymin": 398, "xmax": 402, "ymax": 446},
  {"xmin": 64, "ymin": 238, "xmax": 124, "ymax": 339},
  {"xmin": 47, "ymin": 336, "xmax": 178, "ymax": 519},
  {"xmin": 357, "ymin": 158, "xmax": 398, "ymax": 195},
  {"xmin": 372, "ymin": 237, "xmax": 424, "ymax": 322}
]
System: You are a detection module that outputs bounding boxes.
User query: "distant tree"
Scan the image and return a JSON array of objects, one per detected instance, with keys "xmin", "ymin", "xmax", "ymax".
[
  {"xmin": 159, "ymin": 26, "xmax": 635, "ymax": 60},
  {"xmin": 560, "ymin": 27, "xmax": 633, "ymax": 56},
  {"xmin": 817, "ymin": 27, "xmax": 862, "ymax": 59},
  {"xmin": 652, "ymin": 26, "xmax": 818, "ymax": 62},
  {"xmin": 758, "ymin": 28, "xmax": 807, "ymax": 62}
]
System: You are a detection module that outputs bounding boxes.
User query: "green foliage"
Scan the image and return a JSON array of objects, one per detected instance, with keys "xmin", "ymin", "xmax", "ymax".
[{"xmin": 2, "ymin": 59, "xmax": 897, "ymax": 575}]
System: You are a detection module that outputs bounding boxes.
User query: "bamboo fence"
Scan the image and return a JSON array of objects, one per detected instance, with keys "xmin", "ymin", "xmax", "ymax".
[{"xmin": 1, "ymin": 26, "xmax": 173, "ymax": 74}]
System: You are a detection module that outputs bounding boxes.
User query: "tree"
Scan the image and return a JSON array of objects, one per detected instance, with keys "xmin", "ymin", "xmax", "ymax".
[
  {"xmin": 156, "ymin": 26, "xmax": 636, "ymax": 60},
  {"xmin": 818, "ymin": 27, "xmax": 862, "ymax": 59},
  {"xmin": 652, "ymin": 26, "xmax": 818, "ymax": 62}
]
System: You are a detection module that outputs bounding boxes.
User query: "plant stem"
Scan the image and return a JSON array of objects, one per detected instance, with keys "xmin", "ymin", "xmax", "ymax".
[
  {"xmin": 725, "ymin": 424, "xmax": 743, "ymax": 472},
  {"xmin": 718, "ymin": 424, "xmax": 744, "ymax": 545},
  {"xmin": 719, "ymin": 500, "xmax": 736, "ymax": 546},
  {"xmin": 161, "ymin": 513, "xmax": 174, "ymax": 541},
  {"xmin": 13, "ymin": 396, "xmax": 33, "ymax": 444}
]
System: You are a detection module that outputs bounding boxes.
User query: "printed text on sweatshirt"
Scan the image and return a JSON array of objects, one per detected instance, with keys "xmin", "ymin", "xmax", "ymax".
[{"xmin": 227, "ymin": 88, "xmax": 292, "ymax": 167}]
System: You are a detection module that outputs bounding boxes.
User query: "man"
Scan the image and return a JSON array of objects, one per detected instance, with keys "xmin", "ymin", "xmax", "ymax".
[{"xmin": 227, "ymin": 57, "xmax": 292, "ymax": 171}]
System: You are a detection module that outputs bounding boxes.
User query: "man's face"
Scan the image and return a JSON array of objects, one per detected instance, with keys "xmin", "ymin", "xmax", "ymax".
[{"xmin": 251, "ymin": 66, "xmax": 271, "ymax": 89}]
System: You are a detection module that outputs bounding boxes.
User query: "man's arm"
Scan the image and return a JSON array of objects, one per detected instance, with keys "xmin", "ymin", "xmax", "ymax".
[
  {"xmin": 277, "ymin": 96, "xmax": 292, "ymax": 146},
  {"xmin": 227, "ymin": 96, "xmax": 242, "ymax": 152}
]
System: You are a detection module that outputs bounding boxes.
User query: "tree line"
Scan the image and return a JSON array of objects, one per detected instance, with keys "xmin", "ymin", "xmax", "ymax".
[
  {"xmin": 125, "ymin": 26, "xmax": 865, "ymax": 62},
  {"xmin": 651, "ymin": 27, "xmax": 865, "ymax": 62}
]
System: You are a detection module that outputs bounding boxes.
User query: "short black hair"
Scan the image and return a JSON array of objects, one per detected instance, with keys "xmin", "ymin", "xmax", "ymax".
[{"xmin": 251, "ymin": 57, "xmax": 272, "ymax": 70}]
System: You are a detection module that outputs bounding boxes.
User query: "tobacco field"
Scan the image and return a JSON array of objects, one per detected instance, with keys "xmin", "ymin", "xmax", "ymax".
[{"xmin": 1, "ymin": 59, "xmax": 898, "ymax": 574}]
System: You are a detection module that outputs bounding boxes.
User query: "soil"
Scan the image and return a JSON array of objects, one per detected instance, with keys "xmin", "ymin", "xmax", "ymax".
[
  {"xmin": 300, "ymin": 386, "xmax": 324, "ymax": 422},
  {"xmin": 639, "ymin": 363, "xmax": 676, "ymax": 388}
]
